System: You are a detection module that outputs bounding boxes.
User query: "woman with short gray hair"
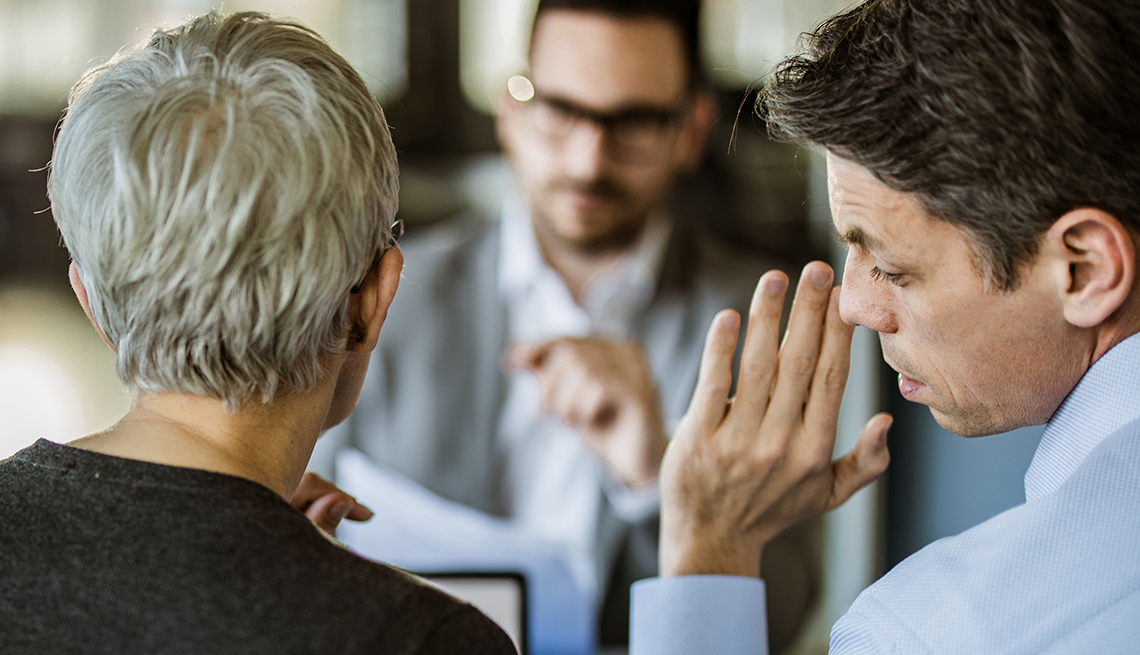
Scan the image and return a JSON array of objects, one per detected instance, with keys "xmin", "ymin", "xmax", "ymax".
[{"xmin": 0, "ymin": 11, "xmax": 514, "ymax": 654}]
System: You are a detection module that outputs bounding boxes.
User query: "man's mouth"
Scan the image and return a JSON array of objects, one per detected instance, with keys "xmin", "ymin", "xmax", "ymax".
[
  {"xmin": 882, "ymin": 346, "xmax": 928, "ymax": 401},
  {"xmin": 564, "ymin": 187, "xmax": 612, "ymax": 212},
  {"xmin": 555, "ymin": 179, "xmax": 625, "ymax": 209},
  {"xmin": 897, "ymin": 372, "xmax": 928, "ymax": 400}
]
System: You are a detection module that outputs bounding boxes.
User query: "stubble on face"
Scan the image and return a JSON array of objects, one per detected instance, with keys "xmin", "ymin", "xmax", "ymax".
[
  {"xmin": 529, "ymin": 176, "xmax": 647, "ymax": 255},
  {"xmin": 830, "ymin": 154, "xmax": 1086, "ymax": 438}
]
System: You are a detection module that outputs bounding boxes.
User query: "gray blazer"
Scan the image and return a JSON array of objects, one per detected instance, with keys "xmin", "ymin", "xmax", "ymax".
[
  {"xmin": 346, "ymin": 215, "xmax": 769, "ymax": 514},
  {"xmin": 340, "ymin": 215, "xmax": 809, "ymax": 647}
]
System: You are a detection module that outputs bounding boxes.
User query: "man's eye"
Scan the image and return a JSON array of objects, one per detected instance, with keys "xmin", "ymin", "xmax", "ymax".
[{"xmin": 870, "ymin": 265, "xmax": 903, "ymax": 284}]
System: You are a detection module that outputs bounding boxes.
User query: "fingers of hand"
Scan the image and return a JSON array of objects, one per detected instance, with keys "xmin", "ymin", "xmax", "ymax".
[
  {"xmin": 346, "ymin": 503, "xmax": 374, "ymax": 521},
  {"xmin": 768, "ymin": 263, "xmax": 835, "ymax": 432},
  {"xmin": 292, "ymin": 473, "xmax": 373, "ymax": 535},
  {"xmin": 306, "ymin": 492, "xmax": 372, "ymax": 535},
  {"xmin": 543, "ymin": 353, "xmax": 587, "ymax": 419},
  {"xmin": 827, "ymin": 412, "xmax": 892, "ymax": 511},
  {"xmin": 506, "ymin": 341, "xmax": 549, "ymax": 370},
  {"xmin": 292, "ymin": 471, "xmax": 338, "ymax": 509},
  {"xmin": 684, "ymin": 309, "xmax": 741, "ymax": 434},
  {"xmin": 802, "ymin": 286, "xmax": 856, "ymax": 456},
  {"xmin": 733, "ymin": 271, "xmax": 789, "ymax": 422},
  {"xmin": 580, "ymin": 384, "xmax": 618, "ymax": 433},
  {"xmin": 530, "ymin": 339, "xmax": 649, "ymax": 432}
]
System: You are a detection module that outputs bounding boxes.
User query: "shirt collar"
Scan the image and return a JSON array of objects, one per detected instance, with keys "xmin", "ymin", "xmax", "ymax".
[
  {"xmin": 496, "ymin": 198, "xmax": 671, "ymax": 335},
  {"xmin": 497, "ymin": 196, "xmax": 547, "ymax": 300},
  {"xmin": 1024, "ymin": 332, "xmax": 1140, "ymax": 502}
]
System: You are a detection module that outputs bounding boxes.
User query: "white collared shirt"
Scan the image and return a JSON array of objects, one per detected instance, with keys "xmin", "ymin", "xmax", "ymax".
[{"xmin": 495, "ymin": 198, "xmax": 669, "ymax": 594}]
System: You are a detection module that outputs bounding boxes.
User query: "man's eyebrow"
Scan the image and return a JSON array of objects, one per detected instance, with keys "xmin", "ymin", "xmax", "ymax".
[
  {"xmin": 535, "ymin": 89, "xmax": 684, "ymax": 117},
  {"xmin": 836, "ymin": 226, "xmax": 882, "ymax": 252}
]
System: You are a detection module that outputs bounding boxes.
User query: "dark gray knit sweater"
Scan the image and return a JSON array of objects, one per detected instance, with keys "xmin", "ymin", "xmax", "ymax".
[{"xmin": 0, "ymin": 440, "xmax": 516, "ymax": 655}]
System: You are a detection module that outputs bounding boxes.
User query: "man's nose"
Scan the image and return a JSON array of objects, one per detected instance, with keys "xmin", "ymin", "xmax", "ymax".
[
  {"xmin": 838, "ymin": 251, "xmax": 898, "ymax": 333},
  {"xmin": 561, "ymin": 121, "xmax": 612, "ymax": 179}
]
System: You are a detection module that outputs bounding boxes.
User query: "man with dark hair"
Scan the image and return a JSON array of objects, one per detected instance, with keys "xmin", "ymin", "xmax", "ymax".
[
  {"xmin": 326, "ymin": 0, "xmax": 813, "ymax": 650},
  {"xmin": 629, "ymin": 0, "xmax": 1140, "ymax": 652}
]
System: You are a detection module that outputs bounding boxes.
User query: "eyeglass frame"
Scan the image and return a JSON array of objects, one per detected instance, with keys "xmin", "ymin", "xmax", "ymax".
[{"xmin": 511, "ymin": 76, "xmax": 693, "ymax": 159}]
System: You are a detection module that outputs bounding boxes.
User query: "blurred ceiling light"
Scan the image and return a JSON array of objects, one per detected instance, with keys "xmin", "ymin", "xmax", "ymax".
[
  {"xmin": 703, "ymin": 0, "xmax": 856, "ymax": 89},
  {"xmin": 460, "ymin": 0, "xmax": 536, "ymax": 115},
  {"xmin": 459, "ymin": 0, "xmax": 858, "ymax": 115},
  {"xmin": 0, "ymin": 0, "xmax": 408, "ymax": 116},
  {"xmin": 506, "ymin": 75, "xmax": 534, "ymax": 102},
  {"xmin": 703, "ymin": 0, "xmax": 786, "ymax": 88}
]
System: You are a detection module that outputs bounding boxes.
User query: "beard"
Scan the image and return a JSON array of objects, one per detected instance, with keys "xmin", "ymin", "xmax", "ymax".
[{"xmin": 530, "ymin": 175, "xmax": 652, "ymax": 255}]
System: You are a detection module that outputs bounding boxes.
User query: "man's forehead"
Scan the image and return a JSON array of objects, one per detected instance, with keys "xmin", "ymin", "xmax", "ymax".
[
  {"xmin": 528, "ymin": 10, "xmax": 688, "ymax": 110},
  {"xmin": 827, "ymin": 153, "xmax": 933, "ymax": 259}
]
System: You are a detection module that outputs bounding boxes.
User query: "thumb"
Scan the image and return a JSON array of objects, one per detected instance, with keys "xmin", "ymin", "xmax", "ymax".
[
  {"xmin": 827, "ymin": 412, "xmax": 892, "ymax": 511},
  {"xmin": 506, "ymin": 341, "xmax": 549, "ymax": 370}
]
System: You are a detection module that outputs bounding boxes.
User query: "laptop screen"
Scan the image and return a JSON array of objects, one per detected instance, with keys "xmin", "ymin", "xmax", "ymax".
[{"xmin": 422, "ymin": 572, "xmax": 527, "ymax": 654}]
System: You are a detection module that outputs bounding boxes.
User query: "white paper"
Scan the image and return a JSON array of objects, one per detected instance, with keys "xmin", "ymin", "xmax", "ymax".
[{"xmin": 336, "ymin": 448, "xmax": 598, "ymax": 655}]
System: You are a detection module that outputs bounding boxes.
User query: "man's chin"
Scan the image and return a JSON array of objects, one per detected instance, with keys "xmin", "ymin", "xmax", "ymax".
[{"xmin": 927, "ymin": 405, "xmax": 1007, "ymax": 439}]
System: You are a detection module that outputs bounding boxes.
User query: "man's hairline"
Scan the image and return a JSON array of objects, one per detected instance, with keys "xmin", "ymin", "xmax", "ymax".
[
  {"xmin": 527, "ymin": 7, "xmax": 702, "ymax": 94},
  {"xmin": 825, "ymin": 148, "xmax": 1029, "ymax": 293}
]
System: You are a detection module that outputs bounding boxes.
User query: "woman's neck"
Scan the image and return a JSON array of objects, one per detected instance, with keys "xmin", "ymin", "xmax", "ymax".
[{"xmin": 69, "ymin": 381, "xmax": 336, "ymax": 499}]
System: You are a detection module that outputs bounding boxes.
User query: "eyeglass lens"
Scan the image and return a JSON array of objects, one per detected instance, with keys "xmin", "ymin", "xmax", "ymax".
[{"xmin": 527, "ymin": 97, "xmax": 687, "ymax": 158}]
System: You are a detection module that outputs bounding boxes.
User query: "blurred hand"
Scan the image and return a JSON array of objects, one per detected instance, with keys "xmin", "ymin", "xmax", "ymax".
[
  {"xmin": 660, "ymin": 263, "xmax": 892, "ymax": 578},
  {"xmin": 291, "ymin": 471, "xmax": 373, "ymax": 536},
  {"xmin": 508, "ymin": 337, "xmax": 668, "ymax": 487}
]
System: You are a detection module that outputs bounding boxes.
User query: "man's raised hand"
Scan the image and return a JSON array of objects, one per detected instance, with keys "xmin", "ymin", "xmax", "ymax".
[{"xmin": 660, "ymin": 263, "xmax": 892, "ymax": 578}]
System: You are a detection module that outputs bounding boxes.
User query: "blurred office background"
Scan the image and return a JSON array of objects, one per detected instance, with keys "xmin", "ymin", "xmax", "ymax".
[{"xmin": 0, "ymin": 0, "xmax": 1042, "ymax": 652}]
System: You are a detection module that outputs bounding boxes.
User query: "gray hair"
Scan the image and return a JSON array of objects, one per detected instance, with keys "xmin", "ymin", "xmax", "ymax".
[{"xmin": 48, "ymin": 11, "xmax": 398, "ymax": 409}]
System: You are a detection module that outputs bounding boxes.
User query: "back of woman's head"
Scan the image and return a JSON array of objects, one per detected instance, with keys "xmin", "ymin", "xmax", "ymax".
[{"xmin": 48, "ymin": 11, "xmax": 398, "ymax": 410}]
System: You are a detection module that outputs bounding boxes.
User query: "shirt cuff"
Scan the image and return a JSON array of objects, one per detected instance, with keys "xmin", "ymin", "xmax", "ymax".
[
  {"xmin": 601, "ymin": 474, "xmax": 660, "ymax": 522},
  {"xmin": 630, "ymin": 575, "xmax": 769, "ymax": 655}
]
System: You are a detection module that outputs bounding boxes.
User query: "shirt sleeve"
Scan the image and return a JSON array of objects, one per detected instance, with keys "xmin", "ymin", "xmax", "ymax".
[{"xmin": 629, "ymin": 575, "xmax": 769, "ymax": 655}]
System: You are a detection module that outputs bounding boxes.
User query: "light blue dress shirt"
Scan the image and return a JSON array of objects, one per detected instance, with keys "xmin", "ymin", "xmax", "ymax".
[{"xmin": 631, "ymin": 333, "xmax": 1140, "ymax": 654}]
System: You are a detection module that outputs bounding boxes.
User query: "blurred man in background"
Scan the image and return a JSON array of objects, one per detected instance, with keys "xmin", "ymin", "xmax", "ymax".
[{"xmin": 324, "ymin": 0, "xmax": 814, "ymax": 649}]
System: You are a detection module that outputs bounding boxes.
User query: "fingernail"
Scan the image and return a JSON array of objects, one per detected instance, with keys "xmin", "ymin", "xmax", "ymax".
[
  {"xmin": 810, "ymin": 266, "xmax": 832, "ymax": 288},
  {"xmin": 766, "ymin": 275, "xmax": 788, "ymax": 297},
  {"xmin": 718, "ymin": 312, "xmax": 740, "ymax": 330},
  {"xmin": 330, "ymin": 502, "xmax": 351, "ymax": 522},
  {"xmin": 878, "ymin": 419, "xmax": 892, "ymax": 445}
]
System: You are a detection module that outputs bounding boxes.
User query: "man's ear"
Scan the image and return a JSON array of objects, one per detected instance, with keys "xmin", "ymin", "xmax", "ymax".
[
  {"xmin": 69, "ymin": 261, "xmax": 116, "ymax": 353},
  {"xmin": 347, "ymin": 246, "xmax": 403, "ymax": 353},
  {"xmin": 1045, "ymin": 208, "xmax": 1136, "ymax": 328},
  {"xmin": 677, "ymin": 89, "xmax": 716, "ymax": 171}
]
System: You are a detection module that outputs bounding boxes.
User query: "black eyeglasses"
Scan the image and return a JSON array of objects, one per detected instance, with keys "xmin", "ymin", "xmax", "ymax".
[
  {"xmin": 351, "ymin": 218, "xmax": 403, "ymax": 293},
  {"xmin": 510, "ymin": 75, "xmax": 690, "ymax": 162}
]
